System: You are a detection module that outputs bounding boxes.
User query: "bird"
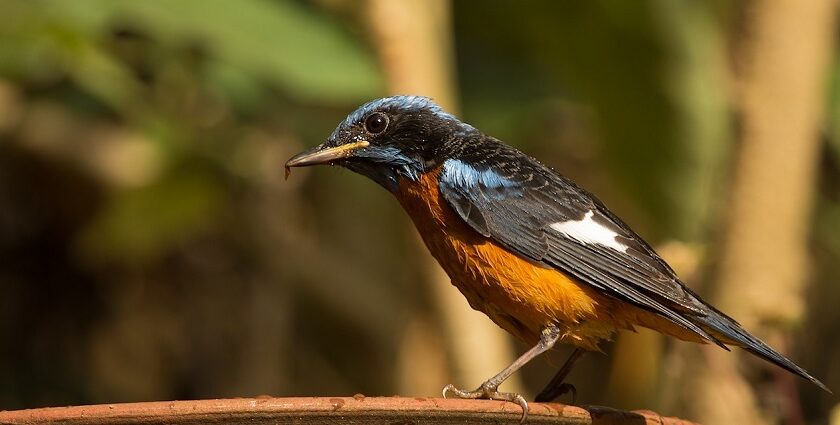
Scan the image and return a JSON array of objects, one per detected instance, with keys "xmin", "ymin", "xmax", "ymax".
[{"xmin": 285, "ymin": 95, "xmax": 828, "ymax": 421}]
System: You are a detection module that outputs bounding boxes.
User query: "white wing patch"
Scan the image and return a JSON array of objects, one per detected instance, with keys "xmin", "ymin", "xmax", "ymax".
[{"xmin": 550, "ymin": 211, "xmax": 628, "ymax": 252}]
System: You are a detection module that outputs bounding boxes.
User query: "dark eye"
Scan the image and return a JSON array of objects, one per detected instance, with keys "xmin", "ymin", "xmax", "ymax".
[{"xmin": 364, "ymin": 112, "xmax": 389, "ymax": 134}]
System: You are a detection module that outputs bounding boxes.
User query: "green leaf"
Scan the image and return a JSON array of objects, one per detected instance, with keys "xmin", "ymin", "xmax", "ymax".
[{"xmin": 48, "ymin": 0, "xmax": 382, "ymax": 102}]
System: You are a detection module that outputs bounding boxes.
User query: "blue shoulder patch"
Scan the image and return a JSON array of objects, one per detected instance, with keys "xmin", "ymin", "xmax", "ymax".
[
  {"xmin": 440, "ymin": 158, "xmax": 517, "ymax": 192},
  {"xmin": 439, "ymin": 158, "xmax": 515, "ymax": 237}
]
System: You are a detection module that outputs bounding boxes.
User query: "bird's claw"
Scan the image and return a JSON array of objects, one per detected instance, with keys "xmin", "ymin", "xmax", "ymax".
[
  {"xmin": 442, "ymin": 383, "xmax": 529, "ymax": 423},
  {"xmin": 534, "ymin": 382, "xmax": 576, "ymax": 404},
  {"xmin": 565, "ymin": 383, "xmax": 577, "ymax": 404}
]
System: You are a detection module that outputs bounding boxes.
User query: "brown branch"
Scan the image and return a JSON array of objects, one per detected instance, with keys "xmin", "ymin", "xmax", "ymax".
[{"xmin": 0, "ymin": 397, "xmax": 699, "ymax": 425}]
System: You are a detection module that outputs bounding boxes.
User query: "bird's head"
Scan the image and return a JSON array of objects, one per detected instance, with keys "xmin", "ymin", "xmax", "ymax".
[{"xmin": 285, "ymin": 96, "xmax": 476, "ymax": 191}]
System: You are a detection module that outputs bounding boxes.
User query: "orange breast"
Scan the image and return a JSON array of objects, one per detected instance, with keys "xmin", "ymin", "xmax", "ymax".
[{"xmin": 396, "ymin": 168, "xmax": 626, "ymax": 348}]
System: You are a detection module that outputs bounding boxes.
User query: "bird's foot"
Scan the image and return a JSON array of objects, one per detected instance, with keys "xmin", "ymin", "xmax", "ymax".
[
  {"xmin": 534, "ymin": 382, "xmax": 576, "ymax": 404},
  {"xmin": 442, "ymin": 382, "xmax": 529, "ymax": 423}
]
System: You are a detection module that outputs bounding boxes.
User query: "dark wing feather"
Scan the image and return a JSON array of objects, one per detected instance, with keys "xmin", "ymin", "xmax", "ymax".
[{"xmin": 437, "ymin": 138, "xmax": 828, "ymax": 391}]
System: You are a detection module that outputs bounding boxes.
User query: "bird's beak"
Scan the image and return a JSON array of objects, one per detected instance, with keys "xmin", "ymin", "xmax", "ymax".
[{"xmin": 284, "ymin": 140, "xmax": 370, "ymax": 179}]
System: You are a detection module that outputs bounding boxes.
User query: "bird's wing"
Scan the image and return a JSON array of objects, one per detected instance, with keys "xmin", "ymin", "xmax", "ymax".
[{"xmin": 437, "ymin": 142, "xmax": 723, "ymax": 345}]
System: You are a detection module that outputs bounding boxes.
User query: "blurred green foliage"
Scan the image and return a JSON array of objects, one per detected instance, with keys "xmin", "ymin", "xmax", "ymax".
[
  {"xmin": 0, "ymin": 0, "xmax": 381, "ymax": 104},
  {"xmin": 0, "ymin": 1, "xmax": 838, "ymax": 424}
]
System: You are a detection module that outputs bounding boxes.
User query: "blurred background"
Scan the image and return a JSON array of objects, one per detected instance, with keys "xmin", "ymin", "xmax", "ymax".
[{"xmin": 1, "ymin": 1, "xmax": 839, "ymax": 424}]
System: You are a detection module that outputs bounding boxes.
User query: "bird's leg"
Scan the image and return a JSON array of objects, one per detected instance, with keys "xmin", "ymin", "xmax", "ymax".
[
  {"xmin": 442, "ymin": 324, "xmax": 560, "ymax": 423},
  {"xmin": 534, "ymin": 347, "xmax": 586, "ymax": 403}
]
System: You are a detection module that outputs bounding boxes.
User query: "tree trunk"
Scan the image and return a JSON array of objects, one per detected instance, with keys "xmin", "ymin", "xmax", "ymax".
[
  {"xmin": 694, "ymin": 0, "xmax": 837, "ymax": 423},
  {"xmin": 364, "ymin": 0, "xmax": 524, "ymax": 397}
]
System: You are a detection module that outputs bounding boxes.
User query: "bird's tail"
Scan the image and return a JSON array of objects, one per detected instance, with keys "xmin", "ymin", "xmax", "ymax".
[{"xmin": 694, "ymin": 310, "xmax": 830, "ymax": 393}]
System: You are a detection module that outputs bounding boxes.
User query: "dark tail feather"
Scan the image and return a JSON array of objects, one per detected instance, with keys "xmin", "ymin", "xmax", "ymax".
[{"xmin": 695, "ymin": 311, "xmax": 831, "ymax": 393}]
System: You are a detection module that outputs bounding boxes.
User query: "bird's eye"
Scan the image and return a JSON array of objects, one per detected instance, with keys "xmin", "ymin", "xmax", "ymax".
[{"xmin": 364, "ymin": 112, "xmax": 389, "ymax": 134}]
